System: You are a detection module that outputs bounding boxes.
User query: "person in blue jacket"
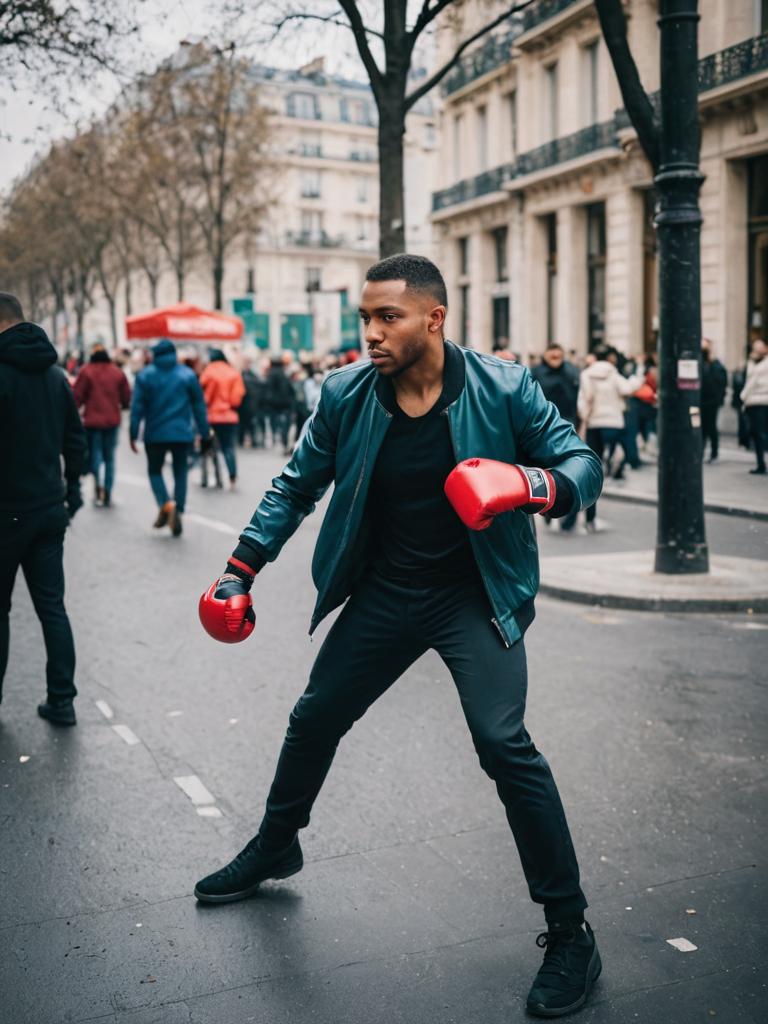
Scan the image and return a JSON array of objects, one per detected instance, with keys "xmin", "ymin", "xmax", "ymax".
[{"xmin": 130, "ymin": 339, "xmax": 210, "ymax": 537}]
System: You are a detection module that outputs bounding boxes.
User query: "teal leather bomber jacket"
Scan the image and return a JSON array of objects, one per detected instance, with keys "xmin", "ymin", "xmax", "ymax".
[{"xmin": 240, "ymin": 341, "xmax": 603, "ymax": 647}]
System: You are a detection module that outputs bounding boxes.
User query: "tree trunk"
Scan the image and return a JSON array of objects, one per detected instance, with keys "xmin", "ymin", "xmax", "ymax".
[
  {"xmin": 145, "ymin": 269, "xmax": 159, "ymax": 307},
  {"xmin": 124, "ymin": 271, "xmax": 133, "ymax": 316},
  {"xmin": 176, "ymin": 266, "xmax": 185, "ymax": 302},
  {"xmin": 653, "ymin": 0, "xmax": 708, "ymax": 573},
  {"xmin": 377, "ymin": 90, "xmax": 407, "ymax": 257},
  {"xmin": 107, "ymin": 293, "xmax": 119, "ymax": 348}
]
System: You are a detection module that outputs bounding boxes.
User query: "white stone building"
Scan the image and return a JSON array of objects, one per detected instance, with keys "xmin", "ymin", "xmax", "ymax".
[{"xmin": 430, "ymin": 0, "xmax": 768, "ymax": 369}]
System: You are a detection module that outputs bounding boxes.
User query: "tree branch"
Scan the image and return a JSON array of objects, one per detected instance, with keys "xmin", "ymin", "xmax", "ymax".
[
  {"xmin": 404, "ymin": 1, "xmax": 534, "ymax": 110},
  {"xmin": 271, "ymin": 10, "xmax": 383, "ymax": 39},
  {"xmin": 336, "ymin": 0, "xmax": 384, "ymax": 100},
  {"xmin": 594, "ymin": 0, "xmax": 660, "ymax": 172}
]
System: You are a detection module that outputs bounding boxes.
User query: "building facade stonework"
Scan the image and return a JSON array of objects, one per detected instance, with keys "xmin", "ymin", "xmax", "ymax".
[{"xmin": 431, "ymin": 0, "xmax": 768, "ymax": 370}]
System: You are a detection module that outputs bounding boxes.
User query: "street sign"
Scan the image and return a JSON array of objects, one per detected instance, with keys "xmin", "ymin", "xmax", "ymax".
[{"xmin": 281, "ymin": 313, "xmax": 313, "ymax": 351}]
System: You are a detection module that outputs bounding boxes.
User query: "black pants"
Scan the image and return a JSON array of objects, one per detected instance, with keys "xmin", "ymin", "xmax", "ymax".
[
  {"xmin": 258, "ymin": 571, "xmax": 587, "ymax": 924},
  {"xmin": 701, "ymin": 403, "xmax": 720, "ymax": 459},
  {"xmin": 747, "ymin": 406, "xmax": 768, "ymax": 471},
  {"xmin": 0, "ymin": 504, "xmax": 76, "ymax": 704},
  {"xmin": 585, "ymin": 427, "xmax": 621, "ymax": 523}
]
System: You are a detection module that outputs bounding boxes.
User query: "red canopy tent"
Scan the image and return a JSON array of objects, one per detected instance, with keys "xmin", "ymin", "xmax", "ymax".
[{"xmin": 125, "ymin": 303, "xmax": 244, "ymax": 342}]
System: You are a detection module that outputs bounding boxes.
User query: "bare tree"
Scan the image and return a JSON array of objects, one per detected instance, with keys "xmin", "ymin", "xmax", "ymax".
[{"xmin": 267, "ymin": 0, "xmax": 534, "ymax": 256}]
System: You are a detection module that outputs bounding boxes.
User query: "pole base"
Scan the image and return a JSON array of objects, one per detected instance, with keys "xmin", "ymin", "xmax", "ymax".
[{"xmin": 654, "ymin": 542, "xmax": 710, "ymax": 575}]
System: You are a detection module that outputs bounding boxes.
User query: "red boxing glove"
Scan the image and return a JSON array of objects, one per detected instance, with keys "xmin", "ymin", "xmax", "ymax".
[
  {"xmin": 444, "ymin": 458, "xmax": 556, "ymax": 530},
  {"xmin": 199, "ymin": 557, "xmax": 256, "ymax": 643}
]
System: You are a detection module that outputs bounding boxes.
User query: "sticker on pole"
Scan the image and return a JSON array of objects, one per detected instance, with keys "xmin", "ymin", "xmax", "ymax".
[{"xmin": 677, "ymin": 359, "xmax": 699, "ymax": 391}]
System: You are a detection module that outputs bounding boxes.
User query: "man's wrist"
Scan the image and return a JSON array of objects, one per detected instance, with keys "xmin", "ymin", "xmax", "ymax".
[
  {"xmin": 225, "ymin": 557, "xmax": 257, "ymax": 585},
  {"xmin": 231, "ymin": 539, "xmax": 267, "ymax": 574}
]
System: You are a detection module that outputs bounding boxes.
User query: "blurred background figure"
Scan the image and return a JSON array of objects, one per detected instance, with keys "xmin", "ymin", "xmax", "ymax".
[
  {"xmin": 239, "ymin": 354, "xmax": 266, "ymax": 449},
  {"xmin": 700, "ymin": 338, "xmax": 728, "ymax": 464},
  {"xmin": 740, "ymin": 338, "xmax": 768, "ymax": 475},
  {"xmin": 266, "ymin": 355, "xmax": 295, "ymax": 456},
  {"xmin": 72, "ymin": 343, "xmax": 131, "ymax": 507},
  {"xmin": 130, "ymin": 338, "xmax": 210, "ymax": 537},
  {"xmin": 200, "ymin": 349, "xmax": 245, "ymax": 489},
  {"xmin": 532, "ymin": 344, "xmax": 580, "ymax": 532},
  {"xmin": 578, "ymin": 345, "xmax": 641, "ymax": 532}
]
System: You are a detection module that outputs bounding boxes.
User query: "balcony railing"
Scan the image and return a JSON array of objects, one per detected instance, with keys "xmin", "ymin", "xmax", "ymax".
[
  {"xmin": 442, "ymin": 28, "xmax": 520, "ymax": 96},
  {"xmin": 432, "ymin": 163, "xmax": 515, "ymax": 212},
  {"xmin": 284, "ymin": 230, "xmax": 346, "ymax": 248},
  {"xmin": 521, "ymin": 0, "xmax": 578, "ymax": 32},
  {"xmin": 516, "ymin": 119, "xmax": 619, "ymax": 176},
  {"xmin": 698, "ymin": 33, "xmax": 768, "ymax": 92}
]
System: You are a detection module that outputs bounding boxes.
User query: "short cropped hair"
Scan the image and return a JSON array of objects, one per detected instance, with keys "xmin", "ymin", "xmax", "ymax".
[
  {"xmin": 365, "ymin": 253, "xmax": 448, "ymax": 309},
  {"xmin": 0, "ymin": 292, "xmax": 24, "ymax": 322}
]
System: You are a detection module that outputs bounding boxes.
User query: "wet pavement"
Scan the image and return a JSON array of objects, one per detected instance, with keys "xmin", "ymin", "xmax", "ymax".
[{"xmin": 1, "ymin": 439, "xmax": 766, "ymax": 1023}]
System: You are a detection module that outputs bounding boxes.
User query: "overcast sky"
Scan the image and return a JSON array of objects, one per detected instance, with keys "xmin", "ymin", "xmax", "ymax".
[{"xmin": 0, "ymin": 0, "xmax": 378, "ymax": 194}]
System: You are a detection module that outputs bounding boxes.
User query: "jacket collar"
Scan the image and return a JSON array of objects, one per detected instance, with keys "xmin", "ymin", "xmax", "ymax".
[{"xmin": 374, "ymin": 339, "xmax": 466, "ymax": 414}]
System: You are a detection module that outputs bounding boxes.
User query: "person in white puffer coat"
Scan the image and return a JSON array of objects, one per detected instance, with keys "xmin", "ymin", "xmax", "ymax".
[
  {"xmin": 740, "ymin": 338, "xmax": 768, "ymax": 475},
  {"xmin": 577, "ymin": 346, "xmax": 641, "ymax": 531}
]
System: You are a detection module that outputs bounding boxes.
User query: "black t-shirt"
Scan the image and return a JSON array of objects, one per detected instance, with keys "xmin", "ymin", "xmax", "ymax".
[{"xmin": 368, "ymin": 380, "xmax": 479, "ymax": 584}]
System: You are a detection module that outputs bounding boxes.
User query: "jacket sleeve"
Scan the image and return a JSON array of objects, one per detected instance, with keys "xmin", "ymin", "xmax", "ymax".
[
  {"xmin": 72, "ymin": 368, "xmax": 89, "ymax": 410},
  {"xmin": 62, "ymin": 376, "xmax": 87, "ymax": 483},
  {"xmin": 577, "ymin": 371, "xmax": 593, "ymax": 425},
  {"xmin": 513, "ymin": 369, "xmax": 603, "ymax": 511},
  {"xmin": 188, "ymin": 373, "xmax": 210, "ymax": 436},
  {"xmin": 238, "ymin": 377, "xmax": 337, "ymax": 563},
  {"xmin": 130, "ymin": 373, "xmax": 146, "ymax": 440},
  {"xmin": 740, "ymin": 362, "xmax": 754, "ymax": 404}
]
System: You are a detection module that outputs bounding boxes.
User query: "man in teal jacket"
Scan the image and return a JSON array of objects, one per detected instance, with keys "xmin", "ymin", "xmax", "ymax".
[{"xmin": 196, "ymin": 255, "xmax": 603, "ymax": 1018}]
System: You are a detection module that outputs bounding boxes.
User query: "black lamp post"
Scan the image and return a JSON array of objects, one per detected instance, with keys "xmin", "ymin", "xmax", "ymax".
[{"xmin": 653, "ymin": 0, "xmax": 709, "ymax": 573}]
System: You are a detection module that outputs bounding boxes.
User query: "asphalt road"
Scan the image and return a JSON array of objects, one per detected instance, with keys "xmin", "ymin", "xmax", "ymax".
[{"xmin": 1, "ymin": 439, "xmax": 766, "ymax": 1024}]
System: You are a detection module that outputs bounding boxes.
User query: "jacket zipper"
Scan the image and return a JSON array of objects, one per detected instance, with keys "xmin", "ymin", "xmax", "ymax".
[{"xmin": 443, "ymin": 409, "xmax": 511, "ymax": 649}]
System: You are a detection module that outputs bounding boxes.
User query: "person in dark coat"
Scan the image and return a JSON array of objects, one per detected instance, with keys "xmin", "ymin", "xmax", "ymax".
[
  {"xmin": 700, "ymin": 339, "xmax": 728, "ymax": 463},
  {"xmin": 0, "ymin": 293, "xmax": 86, "ymax": 726},
  {"xmin": 531, "ymin": 344, "xmax": 580, "ymax": 531},
  {"xmin": 130, "ymin": 338, "xmax": 210, "ymax": 537},
  {"xmin": 73, "ymin": 343, "xmax": 131, "ymax": 506},
  {"xmin": 265, "ymin": 357, "xmax": 295, "ymax": 455}
]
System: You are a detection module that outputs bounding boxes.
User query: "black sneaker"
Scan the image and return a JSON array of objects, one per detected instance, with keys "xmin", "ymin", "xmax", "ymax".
[
  {"xmin": 194, "ymin": 835, "xmax": 303, "ymax": 903},
  {"xmin": 37, "ymin": 700, "xmax": 77, "ymax": 726},
  {"xmin": 526, "ymin": 921, "xmax": 601, "ymax": 1018}
]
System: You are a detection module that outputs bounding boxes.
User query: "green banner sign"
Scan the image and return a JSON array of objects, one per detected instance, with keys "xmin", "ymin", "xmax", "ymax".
[{"xmin": 281, "ymin": 313, "xmax": 313, "ymax": 352}]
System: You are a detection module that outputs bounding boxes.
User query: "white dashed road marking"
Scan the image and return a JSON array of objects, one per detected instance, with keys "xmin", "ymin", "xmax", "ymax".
[
  {"xmin": 666, "ymin": 937, "xmax": 697, "ymax": 952},
  {"xmin": 182, "ymin": 513, "xmax": 238, "ymax": 536},
  {"xmin": 95, "ymin": 700, "xmax": 114, "ymax": 720},
  {"xmin": 112, "ymin": 724, "xmax": 141, "ymax": 746},
  {"xmin": 173, "ymin": 774, "xmax": 224, "ymax": 819}
]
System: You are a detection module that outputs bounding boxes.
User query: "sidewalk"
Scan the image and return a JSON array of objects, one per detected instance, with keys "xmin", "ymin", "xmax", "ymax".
[{"xmin": 602, "ymin": 443, "xmax": 768, "ymax": 521}]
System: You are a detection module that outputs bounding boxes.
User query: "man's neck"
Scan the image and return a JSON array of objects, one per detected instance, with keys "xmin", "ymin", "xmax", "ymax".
[{"xmin": 392, "ymin": 339, "xmax": 445, "ymax": 402}]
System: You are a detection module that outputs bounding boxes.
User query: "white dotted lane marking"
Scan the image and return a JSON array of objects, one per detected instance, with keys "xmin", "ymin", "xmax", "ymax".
[
  {"xmin": 173, "ymin": 774, "xmax": 224, "ymax": 819},
  {"xmin": 112, "ymin": 724, "xmax": 141, "ymax": 746},
  {"xmin": 182, "ymin": 513, "xmax": 238, "ymax": 537},
  {"xmin": 666, "ymin": 937, "xmax": 697, "ymax": 952},
  {"xmin": 95, "ymin": 700, "xmax": 114, "ymax": 720}
]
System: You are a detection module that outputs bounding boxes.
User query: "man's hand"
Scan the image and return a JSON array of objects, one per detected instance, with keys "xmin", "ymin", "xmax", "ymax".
[
  {"xmin": 65, "ymin": 483, "xmax": 83, "ymax": 521},
  {"xmin": 199, "ymin": 559, "xmax": 256, "ymax": 643},
  {"xmin": 130, "ymin": 438, "xmax": 139, "ymax": 454},
  {"xmin": 445, "ymin": 458, "xmax": 556, "ymax": 530}
]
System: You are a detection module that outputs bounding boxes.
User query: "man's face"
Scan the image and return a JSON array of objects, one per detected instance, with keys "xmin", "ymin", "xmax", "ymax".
[
  {"xmin": 359, "ymin": 279, "xmax": 444, "ymax": 377},
  {"xmin": 752, "ymin": 340, "xmax": 767, "ymax": 361},
  {"xmin": 544, "ymin": 347, "xmax": 564, "ymax": 369}
]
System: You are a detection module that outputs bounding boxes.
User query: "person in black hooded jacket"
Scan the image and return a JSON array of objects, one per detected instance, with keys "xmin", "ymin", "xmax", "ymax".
[{"xmin": 0, "ymin": 293, "xmax": 86, "ymax": 726}]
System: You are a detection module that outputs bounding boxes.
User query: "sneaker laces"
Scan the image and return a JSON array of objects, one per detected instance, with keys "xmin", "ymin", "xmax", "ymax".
[{"xmin": 534, "ymin": 928, "xmax": 583, "ymax": 990}]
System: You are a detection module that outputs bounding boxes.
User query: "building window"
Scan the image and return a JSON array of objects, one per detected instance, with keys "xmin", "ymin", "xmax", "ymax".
[
  {"xmin": 339, "ymin": 97, "xmax": 349, "ymax": 122},
  {"xmin": 460, "ymin": 284, "xmax": 471, "ymax": 346},
  {"xmin": 544, "ymin": 63, "xmax": 559, "ymax": 141},
  {"xmin": 477, "ymin": 105, "xmax": 488, "ymax": 172},
  {"xmin": 298, "ymin": 132, "xmax": 322, "ymax": 157},
  {"xmin": 300, "ymin": 209, "xmax": 323, "ymax": 242},
  {"xmin": 492, "ymin": 297, "xmax": 510, "ymax": 350},
  {"xmin": 453, "ymin": 113, "xmax": 463, "ymax": 181},
  {"xmin": 507, "ymin": 92, "xmax": 518, "ymax": 157},
  {"xmin": 356, "ymin": 175, "xmax": 368, "ymax": 202},
  {"xmin": 458, "ymin": 236, "xmax": 469, "ymax": 277},
  {"xmin": 288, "ymin": 92, "xmax": 318, "ymax": 120},
  {"xmin": 424, "ymin": 122, "xmax": 436, "ymax": 147},
  {"xmin": 355, "ymin": 215, "xmax": 370, "ymax": 242},
  {"xmin": 492, "ymin": 226, "xmax": 508, "ymax": 282},
  {"xmin": 305, "ymin": 266, "xmax": 322, "ymax": 292},
  {"xmin": 587, "ymin": 202, "xmax": 606, "ymax": 350},
  {"xmin": 583, "ymin": 40, "xmax": 599, "ymax": 126},
  {"xmin": 748, "ymin": 155, "xmax": 768, "ymax": 347},
  {"xmin": 545, "ymin": 214, "xmax": 557, "ymax": 345},
  {"xmin": 755, "ymin": 0, "xmax": 768, "ymax": 33},
  {"xmin": 300, "ymin": 170, "xmax": 321, "ymax": 198}
]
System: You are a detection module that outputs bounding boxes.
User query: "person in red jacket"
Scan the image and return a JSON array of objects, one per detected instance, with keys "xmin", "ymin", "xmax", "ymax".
[
  {"xmin": 72, "ymin": 344, "xmax": 131, "ymax": 507},
  {"xmin": 199, "ymin": 349, "xmax": 246, "ymax": 488}
]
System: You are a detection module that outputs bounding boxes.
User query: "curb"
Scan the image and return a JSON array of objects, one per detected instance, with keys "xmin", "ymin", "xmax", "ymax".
[
  {"xmin": 539, "ymin": 581, "xmax": 768, "ymax": 614},
  {"xmin": 600, "ymin": 488, "xmax": 768, "ymax": 522}
]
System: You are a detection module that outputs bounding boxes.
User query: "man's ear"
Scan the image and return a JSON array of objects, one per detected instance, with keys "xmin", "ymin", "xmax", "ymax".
[{"xmin": 428, "ymin": 305, "xmax": 446, "ymax": 334}]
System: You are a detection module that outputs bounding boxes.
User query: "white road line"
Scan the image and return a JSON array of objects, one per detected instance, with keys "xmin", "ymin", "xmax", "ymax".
[
  {"xmin": 112, "ymin": 724, "xmax": 141, "ymax": 746},
  {"xmin": 95, "ymin": 700, "xmax": 114, "ymax": 720},
  {"xmin": 173, "ymin": 775, "xmax": 216, "ymax": 806},
  {"xmin": 196, "ymin": 806, "xmax": 223, "ymax": 818},
  {"xmin": 666, "ymin": 937, "xmax": 697, "ymax": 953},
  {"xmin": 183, "ymin": 513, "xmax": 238, "ymax": 536}
]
